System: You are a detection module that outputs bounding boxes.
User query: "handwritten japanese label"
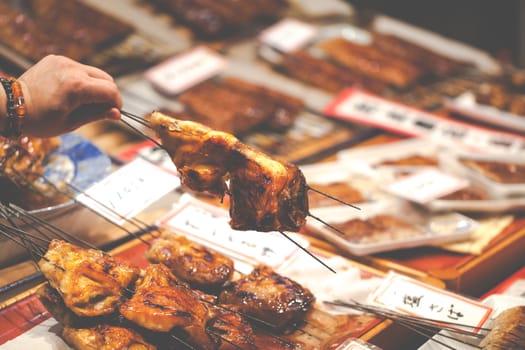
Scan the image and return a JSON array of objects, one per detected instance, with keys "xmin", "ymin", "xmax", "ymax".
[
  {"xmin": 386, "ymin": 168, "xmax": 469, "ymax": 203},
  {"xmin": 77, "ymin": 158, "xmax": 180, "ymax": 225},
  {"xmin": 370, "ymin": 272, "xmax": 492, "ymax": 332},
  {"xmin": 145, "ymin": 46, "xmax": 227, "ymax": 95},
  {"xmin": 259, "ymin": 18, "xmax": 318, "ymax": 53},
  {"xmin": 324, "ymin": 89, "xmax": 525, "ymax": 154},
  {"xmin": 158, "ymin": 196, "xmax": 308, "ymax": 269}
]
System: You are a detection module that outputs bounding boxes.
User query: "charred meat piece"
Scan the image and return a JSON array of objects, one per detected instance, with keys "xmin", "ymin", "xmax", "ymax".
[
  {"xmin": 145, "ymin": 233, "xmax": 234, "ymax": 289},
  {"xmin": 279, "ymin": 50, "xmax": 387, "ymax": 94},
  {"xmin": 38, "ymin": 240, "xmax": 139, "ymax": 317},
  {"xmin": 206, "ymin": 306, "xmax": 258, "ymax": 350},
  {"xmin": 151, "ymin": 0, "xmax": 286, "ymax": 38},
  {"xmin": 0, "ymin": 0, "xmax": 131, "ymax": 62},
  {"xmin": 119, "ymin": 264, "xmax": 214, "ymax": 348},
  {"xmin": 371, "ymin": 33, "xmax": 467, "ymax": 77},
  {"xmin": 331, "ymin": 215, "xmax": 422, "ymax": 243},
  {"xmin": 219, "ymin": 265, "xmax": 315, "ymax": 329},
  {"xmin": 320, "ymin": 38, "xmax": 423, "ymax": 89},
  {"xmin": 63, "ymin": 324, "xmax": 156, "ymax": 350},
  {"xmin": 177, "ymin": 78, "xmax": 303, "ymax": 134},
  {"xmin": 147, "ymin": 112, "xmax": 309, "ymax": 232},
  {"xmin": 308, "ymin": 182, "xmax": 365, "ymax": 208},
  {"xmin": 0, "ymin": 135, "xmax": 64, "ymax": 210}
]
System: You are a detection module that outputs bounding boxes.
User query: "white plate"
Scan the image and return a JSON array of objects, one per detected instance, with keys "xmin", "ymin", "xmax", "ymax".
[
  {"xmin": 418, "ymin": 294, "xmax": 525, "ymax": 350},
  {"xmin": 445, "ymin": 92, "xmax": 525, "ymax": 133}
]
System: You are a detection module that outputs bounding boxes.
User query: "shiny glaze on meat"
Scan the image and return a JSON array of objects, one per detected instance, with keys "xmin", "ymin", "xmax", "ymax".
[
  {"xmin": 145, "ymin": 233, "xmax": 234, "ymax": 289},
  {"xmin": 62, "ymin": 325, "xmax": 156, "ymax": 350},
  {"xmin": 38, "ymin": 240, "xmax": 139, "ymax": 317},
  {"xmin": 219, "ymin": 265, "xmax": 315, "ymax": 329},
  {"xmin": 147, "ymin": 112, "xmax": 308, "ymax": 232}
]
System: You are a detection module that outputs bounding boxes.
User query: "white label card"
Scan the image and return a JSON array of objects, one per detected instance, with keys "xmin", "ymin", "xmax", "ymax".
[
  {"xmin": 77, "ymin": 158, "xmax": 181, "ymax": 225},
  {"xmin": 158, "ymin": 196, "xmax": 309, "ymax": 269},
  {"xmin": 386, "ymin": 168, "xmax": 469, "ymax": 204},
  {"xmin": 145, "ymin": 46, "xmax": 227, "ymax": 95},
  {"xmin": 259, "ymin": 18, "xmax": 318, "ymax": 53},
  {"xmin": 370, "ymin": 272, "xmax": 492, "ymax": 332},
  {"xmin": 325, "ymin": 89, "xmax": 525, "ymax": 154}
]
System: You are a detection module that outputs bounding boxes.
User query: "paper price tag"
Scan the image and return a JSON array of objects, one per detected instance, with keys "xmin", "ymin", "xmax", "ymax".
[
  {"xmin": 77, "ymin": 158, "xmax": 180, "ymax": 225},
  {"xmin": 145, "ymin": 47, "xmax": 227, "ymax": 95},
  {"xmin": 370, "ymin": 272, "xmax": 492, "ymax": 332},
  {"xmin": 158, "ymin": 196, "xmax": 308, "ymax": 269},
  {"xmin": 325, "ymin": 89, "xmax": 525, "ymax": 154},
  {"xmin": 386, "ymin": 168, "xmax": 469, "ymax": 203},
  {"xmin": 259, "ymin": 18, "xmax": 318, "ymax": 53}
]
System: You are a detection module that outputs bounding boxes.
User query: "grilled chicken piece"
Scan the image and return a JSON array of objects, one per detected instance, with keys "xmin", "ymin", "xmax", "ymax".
[
  {"xmin": 145, "ymin": 233, "xmax": 234, "ymax": 289},
  {"xmin": 147, "ymin": 112, "xmax": 309, "ymax": 232},
  {"xmin": 63, "ymin": 324, "xmax": 156, "ymax": 350},
  {"xmin": 219, "ymin": 265, "xmax": 315, "ymax": 329},
  {"xmin": 38, "ymin": 240, "xmax": 139, "ymax": 317},
  {"xmin": 119, "ymin": 264, "xmax": 216, "ymax": 349},
  {"xmin": 206, "ymin": 306, "xmax": 258, "ymax": 350}
]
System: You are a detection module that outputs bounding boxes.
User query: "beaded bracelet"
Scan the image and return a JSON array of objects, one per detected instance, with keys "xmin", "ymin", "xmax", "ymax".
[{"xmin": 0, "ymin": 77, "xmax": 25, "ymax": 138}]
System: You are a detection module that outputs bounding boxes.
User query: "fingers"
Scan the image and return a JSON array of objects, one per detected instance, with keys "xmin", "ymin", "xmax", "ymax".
[
  {"xmin": 69, "ymin": 78, "xmax": 122, "ymax": 111},
  {"xmin": 83, "ymin": 64, "xmax": 114, "ymax": 82}
]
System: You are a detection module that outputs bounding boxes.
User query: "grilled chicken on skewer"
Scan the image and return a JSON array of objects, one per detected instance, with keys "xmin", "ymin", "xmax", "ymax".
[
  {"xmin": 38, "ymin": 239, "xmax": 140, "ymax": 317},
  {"xmin": 206, "ymin": 306, "xmax": 258, "ymax": 350},
  {"xmin": 147, "ymin": 112, "xmax": 309, "ymax": 232},
  {"xmin": 62, "ymin": 325, "xmax": 156, "ymax": 350},
  {"xmin": 145, "ymin": 232, "xmax": 234, "ymax": 289},
  {"xmin": 119, "ymin": 264, "xmax": 218, "ymax": 349},
  {"xmin": 219, "ymin": 264, "xmax": 315, "ymax": 329}
]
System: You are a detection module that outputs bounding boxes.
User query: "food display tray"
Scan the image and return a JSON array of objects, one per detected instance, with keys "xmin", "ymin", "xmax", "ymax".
[{"xmin": 316, "ymin": 216, "xmax": 525, "ymax": 298}]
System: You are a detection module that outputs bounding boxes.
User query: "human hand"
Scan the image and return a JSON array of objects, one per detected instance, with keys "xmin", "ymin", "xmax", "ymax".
[{"xmin": 17, "ymin": 55, "xmax": 122, "ymax": 138}]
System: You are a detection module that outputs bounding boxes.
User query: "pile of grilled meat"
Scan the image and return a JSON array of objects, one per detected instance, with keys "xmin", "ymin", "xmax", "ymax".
[{"xmin": 38, "ymin": 235, "xmax": 315, "ymax": 350}]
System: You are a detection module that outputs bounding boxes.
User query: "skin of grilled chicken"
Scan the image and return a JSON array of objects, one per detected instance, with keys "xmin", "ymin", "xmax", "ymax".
[
  {"xmin": 147, "ymin": 112, "xmax": 308, "ymax": 232},
  {"xmin": 119, "ymin": 264, "xmax": 217, "ymax": 349},
  {"xmin": 145, "ymin": 232, "xmax": 234, "ymax": 289},
  {"xmin": 219, "ymin": 265, "xmax": 315, "ymax": 329},
  {"xmin": 62, "ymin": 324, "xmax": 156, "ymax": 350},
  {"xmin": 38, "ymin": 239, "xmax": 140, "ymax": 317},
  {"xmin": 206, "ymin": 306, "xmax": 258, "ymax": 350}
]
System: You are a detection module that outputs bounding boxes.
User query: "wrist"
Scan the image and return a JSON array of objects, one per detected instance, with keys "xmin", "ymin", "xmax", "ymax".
[{"xmin": 0, "ymin": 77, "xmax": 26, "ymax": 138}]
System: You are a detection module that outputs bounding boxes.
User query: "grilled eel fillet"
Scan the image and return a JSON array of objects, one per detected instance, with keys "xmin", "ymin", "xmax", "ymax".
[
  {"xmin": 38, "ymin": 239, "xmax": 140, "ymax": 317},
  {"xmin": 147, "ymin": 112, "xmax": 309, "ymax": 232}
]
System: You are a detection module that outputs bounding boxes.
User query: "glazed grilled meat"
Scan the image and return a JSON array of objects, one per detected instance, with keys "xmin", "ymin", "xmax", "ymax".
[
  {"xmin": 62, "ymin": 325, "xmax": 156, "ymax": 350},
  {"xmin": 150, "ymin": 0, "xmax": 287, "ymax": 38},
  {"xmin": 0, "ymin": 135, "xmax": 64, "ymax": 210},
  {"xmin": 119, "ymin": 264, "xmax": 212, "ymax": 335},
  {"xmin": 206, "ymin": 307, "xmax": 258, "ymax": 350},
  {"xmin": 219, "ymin": 265, "xmax": 315, "ymax": 329},
  {"xmin": 119, "ymin": 264, "xmax": 260, "ymax": 349},
  {"xmin": 320, "ymin": 38, "xmax": 423, "ymax": 89},
  {"xmin": 177, "ymin": 78, "xmax": 303, "ymax": 134},
  {"xmin": 371, "ymin": 33, "xmax": 467, "ymax": 77},
  {"xmin": 147, "ymin": 112, "xmax": 309, "ymax": 232},
  {"xmin": 38, "ymin": 240, "xmax": 140, "ymax": 317},
  {"xmin": 279, "ymin": 50, "xmax": 388, "ymax": 94},
  {"xmin": 0, "ymin": 0, "xmax": 131, "ymax": 62},
  {"xmin": 145, "ymin": 233, "xmax": 234, "ymax": 289}
]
